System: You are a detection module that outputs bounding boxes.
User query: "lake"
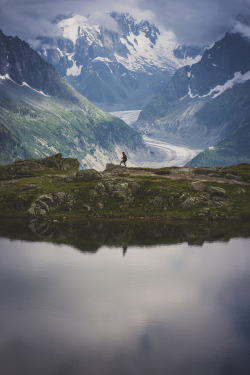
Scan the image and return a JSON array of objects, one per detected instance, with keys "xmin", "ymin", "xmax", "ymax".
[{"xmin": 0, "ymin": 219, "xmax": 250, "ymax": 375}]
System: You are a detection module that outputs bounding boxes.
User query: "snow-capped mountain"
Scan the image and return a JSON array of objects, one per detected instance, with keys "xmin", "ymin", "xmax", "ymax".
[
  {"xmin": 36, "ymin": 12, "xmax": 203, "ymax": 111},
  {"xmin": 136, "ymin": 32, "xmax": 250, "ymax": 166}
]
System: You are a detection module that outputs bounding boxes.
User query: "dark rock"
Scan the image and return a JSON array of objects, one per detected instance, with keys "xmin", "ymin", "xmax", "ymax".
[
  {"xmin": 20, "ymin": 184, "xmax": 36, "ymax": 191},
  {"xmin": 13, "ymin": 195, "xmax": 33, "ymax": 210},
  {"xmin": 82, "ymin": 204, "xmax": 91, "ymax": 212}
]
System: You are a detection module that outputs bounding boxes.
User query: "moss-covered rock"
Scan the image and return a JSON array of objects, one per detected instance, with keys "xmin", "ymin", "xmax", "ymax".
[{"xmin": 28, "ymin": 192, "xmax": 76, "ymax": 217}]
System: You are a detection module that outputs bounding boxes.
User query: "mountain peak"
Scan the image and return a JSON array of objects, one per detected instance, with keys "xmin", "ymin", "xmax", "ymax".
[
  {"xmin": 35, "ymin": 12, "xmax": 202, "ymax": 110},
  {"xmin": 0, "ymin": 29, "xmax": 80, "ymax": 103}
]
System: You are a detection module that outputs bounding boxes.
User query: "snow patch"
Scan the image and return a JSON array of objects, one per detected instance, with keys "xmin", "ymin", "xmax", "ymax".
[
  {"xmin": 0, "ymin": 74, "xmax": 15, "ymax": 83},
  {"xmin": 211, "ymin": 71, "xmax": 250, "ymax": 98},
  {"xmin": 115, "ymin": 29, "xmax": 201, "ymax": 72},
  {"xmin": 93, "ymin": 57, "xmax": 113, "ymax": 63},
  {"xmin": 59, "ymin": 14, "xmax": 101, "ymax": 46},
  {"xmin": 66, "ymin": 53, "xmax": 83, "ymax": 76},
  {"xmin": 21, "ymin": 82, "xmax": 50, "ymax": 97},
  {"xmin": 56, "ymin": 48, "xmax": 64, "ymax": 57},
  {"xmin": 0, "ymin": 74, "xmax": 50, "ymax": 96},
  {"xmin": 185, "ymin": 71, "xmax": 250, "ymax": 100}
]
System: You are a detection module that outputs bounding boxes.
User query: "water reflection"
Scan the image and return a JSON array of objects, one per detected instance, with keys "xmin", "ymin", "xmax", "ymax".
[
  {"xmin": 0, "ymin": 219, "xmax": 250, "ymax": 375},
  {"xmin": 0, "ymin": 218, "xmax": 250, "ymax": 253}
]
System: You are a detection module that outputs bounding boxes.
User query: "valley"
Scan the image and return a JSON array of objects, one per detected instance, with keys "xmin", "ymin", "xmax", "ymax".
[{"xmin": 110, "ymin": 110, "xmax": 202, "ymax": 167}]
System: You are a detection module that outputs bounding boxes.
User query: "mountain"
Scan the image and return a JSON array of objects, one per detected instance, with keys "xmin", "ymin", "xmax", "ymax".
[
  {"xmin": 186, "ymin": 82, "xmax": 250, "ymax": 166},
  {"xmin": 35, "ymin": 12, "xmax": 203, "ymax": 111},
  {"xmin": 0, "ymin": 29, "xmax": 144, "ymax": 169},
  {"xmin": 135, "ymin": 32, "xmax": 250, "ymax": 166}
]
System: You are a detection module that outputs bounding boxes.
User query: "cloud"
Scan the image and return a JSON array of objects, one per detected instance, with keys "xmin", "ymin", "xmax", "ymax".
[
  {"xmin": 0, "ymin": 0, "xmax": 250, "ymax": 45},
  {"xmin": 87, "ymin": 11, "xmax": 118, "ymax": 31},
  {"xmin": 138, "ymin": 0, "xmax": 250, "ymax": 45}
]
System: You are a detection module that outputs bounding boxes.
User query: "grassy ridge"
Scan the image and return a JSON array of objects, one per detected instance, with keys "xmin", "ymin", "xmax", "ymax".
[{"xmin": 0, "ymin": 161, "xmax": 250, "ymax": 221}]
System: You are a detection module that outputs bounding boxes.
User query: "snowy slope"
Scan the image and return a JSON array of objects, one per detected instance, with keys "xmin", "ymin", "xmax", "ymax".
[{"xmin": 36, "ymin": 12, "xmax": 203, "ymax": 110}]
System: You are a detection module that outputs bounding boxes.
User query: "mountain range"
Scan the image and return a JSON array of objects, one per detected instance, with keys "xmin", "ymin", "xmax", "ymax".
[
  {"xmin": 1, "ymin": 11, "xmax": 250, "ymax": 169},
  {"xmin": 135, "ymin": 32, "xmax": 250, "ymax": 166},
  {"xmin": 36, "ymin": 12, "xmax": 203, "ymax": 111},
  {"xmin": 0, "ymin": 29, "xmax": 144, "ymax": 169}
]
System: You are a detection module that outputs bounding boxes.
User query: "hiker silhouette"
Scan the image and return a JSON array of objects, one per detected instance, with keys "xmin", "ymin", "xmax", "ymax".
[{"xmin": 120, "ymin": 152, "xmax": 127, "ymax": 167}]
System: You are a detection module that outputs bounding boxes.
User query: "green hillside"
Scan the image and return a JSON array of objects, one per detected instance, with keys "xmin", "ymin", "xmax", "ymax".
[
  {"xmin": 0, "ymin": 80, "xmax": 143, "ymax": 167},
  {"xmin": 187, "ymin": 121, "xmax": 250, "ymax": 167}
]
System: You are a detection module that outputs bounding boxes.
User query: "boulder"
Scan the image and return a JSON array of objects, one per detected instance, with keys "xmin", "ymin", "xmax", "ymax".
[
  {"xmin": 27, "ymin": 192, "xmax": 76, "ymax": 217},
  {"xmin": 188, "ymin": 181, "xmax": 206, "ymax": 192},
  {"xmin": 90, "ymin": 180, "xmax": 139, "ymax": 207},
  {"xmin": 20, "ymin": 184, "xmax": 36, "ymax": 191},
  {"xmin": 104, "ymin": 164, "xmax": 127, "ymax": 173},
  {"xmin": 52, "ymin": 175, "xmax": 74, "ymax": 182},
  {"xmin": 207, "ymin": 186, "xmax": 226, "ymax": 196},
  {"xmin": 181, "ymin": 196, "xmax": 199, "ymax": 210},
  {"xmin": 76, "ymin": 169, "xmax": 102, "ymax": 182},
  {"xmin": 148, "ymin": 196, "xmax": 165, "ymax": 206},
  {"xmin": 104, "ymin": 181, "xmax": 135, "ymax": 204},
  {"xmin": 237, "ymin": 188, "xmax": 246, "ymax": 195}
]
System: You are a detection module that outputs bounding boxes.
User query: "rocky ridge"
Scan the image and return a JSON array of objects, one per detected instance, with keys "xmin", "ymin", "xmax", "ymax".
[{"xmin": 0, "ymin": 155, "xmax": 249, "ymax": 221}]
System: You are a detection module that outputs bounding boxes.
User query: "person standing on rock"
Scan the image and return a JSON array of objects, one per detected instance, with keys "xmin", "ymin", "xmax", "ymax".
[{"xmin": 120, "ymin": 152, "xmax": 127, "ymax": 167}]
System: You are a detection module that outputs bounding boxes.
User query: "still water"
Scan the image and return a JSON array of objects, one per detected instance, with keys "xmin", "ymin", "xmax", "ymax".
[{"xmin": 0, "ymin": 220, "xmax": 250, "ymax": 375}]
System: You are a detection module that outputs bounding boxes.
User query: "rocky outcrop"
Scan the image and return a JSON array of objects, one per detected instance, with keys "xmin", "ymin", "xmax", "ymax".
[
  {"xmin": 27, "ymin": 192, "xmax": 76, "ymax": 217},
  {"xmin": 76, "ymin": 169, "xmax": 102, "ymax": 182},
  {"xmin": 89, "ymin": 179, "xmax": 140, "ymax": 210},
  {"xmin": 188, "ymin": 181, "xmax": 206, "ymax": 192},
  {"xmin": 104, "ymin": 164, "xmax": 128, "ymax": 174},
  {"xmin": 11, "ymin": 154, "xmax": 79, "ymax": 174}
]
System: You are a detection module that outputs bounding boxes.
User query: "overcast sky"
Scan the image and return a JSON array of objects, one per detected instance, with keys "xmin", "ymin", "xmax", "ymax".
[{"xmin": 0, "ymin": 0, "xmax": 250, "ymax": 45}]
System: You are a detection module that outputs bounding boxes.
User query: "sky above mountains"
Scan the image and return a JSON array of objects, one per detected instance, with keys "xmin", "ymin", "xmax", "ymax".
[{"xmin": 0, "ymin": 0, "xmax": 249, "ymax": 45}]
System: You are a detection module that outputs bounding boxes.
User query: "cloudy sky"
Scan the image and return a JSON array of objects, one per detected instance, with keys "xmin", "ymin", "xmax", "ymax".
[{"xmin": 0, "ymin": 0, "xmax": 250, "ymax": 45}]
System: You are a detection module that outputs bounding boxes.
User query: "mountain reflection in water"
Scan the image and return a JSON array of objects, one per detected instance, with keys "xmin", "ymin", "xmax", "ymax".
[{"xmin": 0, "ymin": 219, "xmax": 250, "ymax": 375}]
